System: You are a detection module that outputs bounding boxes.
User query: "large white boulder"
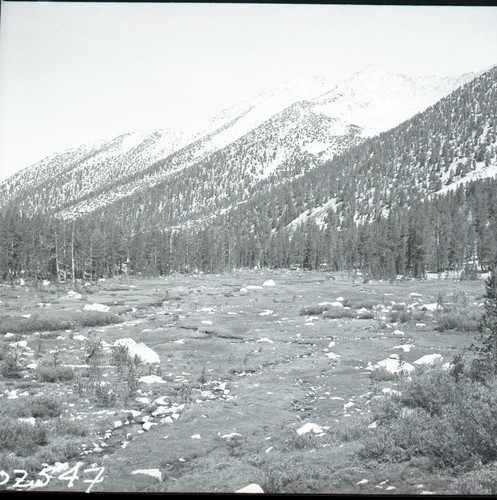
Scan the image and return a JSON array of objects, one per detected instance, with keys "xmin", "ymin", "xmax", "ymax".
[
  {"xmin": 84, "ymin": 303, "xmax": 110, "ymax": 313},
  {"xmin": 370, "ymin": 354, "xmax": 415, "ymax": 375},
  {"xmin": 262, "ymin": 280, "xmax": 276, "ymax": 287},
  {"xmin": 296, "ymin": 422, "xmax": 328, "ymax": 435},
  {"xmin": 114, "ymin": 338, "xmax": 160, "ymax": 364}
]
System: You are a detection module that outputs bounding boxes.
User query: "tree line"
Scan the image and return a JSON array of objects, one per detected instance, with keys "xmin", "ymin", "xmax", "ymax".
[{"xmin": 1, "ymin": 175, "xmax": 496, "ymax": 283}]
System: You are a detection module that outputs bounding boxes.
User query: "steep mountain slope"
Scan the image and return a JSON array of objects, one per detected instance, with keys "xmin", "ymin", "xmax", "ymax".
[
  {"xmin": 220, "ymin": 65, "xmax": 497, "ymax": 232},
  {"xmin": 0, "ymin": 75, "xmax": 331, "ymax": 214},
  {"xmin": 0, "ymin": 67, "xmax": 477, "ymax": 222}
]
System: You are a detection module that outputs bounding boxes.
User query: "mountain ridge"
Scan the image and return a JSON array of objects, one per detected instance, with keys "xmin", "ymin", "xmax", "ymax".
[{"xmin": 0, "ymin": 66, "xmax": 480, "ymax": 222}]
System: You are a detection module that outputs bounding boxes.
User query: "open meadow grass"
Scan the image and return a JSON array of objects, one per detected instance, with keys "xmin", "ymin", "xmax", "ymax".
[{"xmin": 0, "ymin": 270, "xmax": 491, "ymax": 493}]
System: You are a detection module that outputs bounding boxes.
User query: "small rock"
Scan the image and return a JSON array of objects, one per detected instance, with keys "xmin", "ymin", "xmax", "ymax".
[
  {"xmin": 296, "ymin": 423, "xmax": 328, "ymax": 435},
  {"xmin": 84, "ymin": 303, "xmax": 110, "ymax": 313},
  {"xmin": 220, "ymin": 432, "xmax": 241, "ymax": 440},
  {"xmin": 131, "ymin": 469, "xmax": 162, "ymax": 482},
  {"xmin": 19, "ymin": 417, "xmax": 36, "ymax": 426},
  {"xmin": 413, "ymin": 354, "xmax": 443, "ymax": 365},
  {"xmin": 235, "ymin": 484, "xmax": 264, "ymax": 494}
]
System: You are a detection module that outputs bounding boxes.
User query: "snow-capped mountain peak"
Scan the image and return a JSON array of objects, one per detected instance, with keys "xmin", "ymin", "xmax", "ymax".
[
  {"xmin": 310, "ymin": 66, "xmax": 477, "ymax": 137},
  {"xmin": 0, "ymin": 65, "xmax": 483, "ymax": 222}
]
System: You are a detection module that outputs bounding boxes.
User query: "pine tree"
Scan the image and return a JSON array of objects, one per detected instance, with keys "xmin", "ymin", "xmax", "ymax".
[{"xmin": 474, "ymin": 266, "xmax": 497, "ymax": 372}]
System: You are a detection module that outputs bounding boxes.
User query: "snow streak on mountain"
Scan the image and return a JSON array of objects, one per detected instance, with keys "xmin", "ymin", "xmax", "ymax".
[{"xmin": 0, "ymin": 67, "xmax": 479, "ymax": 222}]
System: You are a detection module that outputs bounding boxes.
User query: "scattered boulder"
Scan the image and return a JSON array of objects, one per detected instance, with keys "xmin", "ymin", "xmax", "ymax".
[
  {"xmin": 10, "ymin": 340, "xmax": 28, "ymax": 349},
  {"xmin": 18, "ymin": 417, "xmax": 36, "ymax": 426},
  {"xmin": 84, "ymin": 303, "xmax": 110, "ymax": 313},
  {"xmin": 262, "ymin": 280, "xmax": 276, "ymax": 287},
  {"xmin": 67, "ymin": 290, "xmax": 83, "ymax": 299},
  {"xmin": 369, "ymin": 354, "xmax": 415, "ymax": 375},
  {"xmin": 318, "ymin": 301, "xmax": 343, "ymax": 308},
  {"xmin": 131, "ymin": 469, "xmax": 162, "ymax": 482},
  {"xmin": 220, "ymin": 432, "xmax": 242, "ymax": 440},
  {"xmin": 392, "ymin": 344, "xmax": 414, "ymax": 353},
  {"xmin": 235, "ymin": 484, "xmax": 264, "ymax": 494},
  {"xmin": 296, "ymin": 422, "xmax": 328, "ymax": 435},
  {"xmin": 413, "ymin": 354, "xmax": 443, "ymax": 366},
  {"xmin": 114, "ymin": 338, "xmax": 160, "ymax": 364}
]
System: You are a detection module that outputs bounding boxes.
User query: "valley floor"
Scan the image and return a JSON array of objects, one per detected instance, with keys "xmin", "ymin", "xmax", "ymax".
[{"xmin": 0, "ymin": 269, "xmax": 489, "ymax": 493}]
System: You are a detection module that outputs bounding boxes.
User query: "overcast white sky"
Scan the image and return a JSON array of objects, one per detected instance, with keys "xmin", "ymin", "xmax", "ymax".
[{"xmin": 0, "ymin": 2, "xmax": 496, "ymax": 181}]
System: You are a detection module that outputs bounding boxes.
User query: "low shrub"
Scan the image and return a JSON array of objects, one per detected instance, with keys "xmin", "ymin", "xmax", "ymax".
[
  {"xmin": 115, "ymin": 305, "xmax": 134, "ymax": 315},
  {"xmin": 343, "ymin": 298, "xmax": 382, "ymax": 309},
  {"xmin": 322, "ymin": 308, "xmax": 357, "ymax": 319},
  {"xmin": 0, "ymin": 354, "xmax": 22, "ymax": 378},
  {"xmin": 388, "ymin": 307, "xmax": 426, "ymax": 324},
  {"xmin": 0, "ymin": 418, "xmax": 48, "ymax": 455},
  {"xmin": 282, "ymin": 432, "xmax": 320, "ymax": 451},
  {"xmin": 0, "ymin": 313, "xmax": 75, "ymax": 334},
  {"xmin": 369, "ymin": 366, "xmax": 403, "ymax": 382},
  {"xmin": 54, "ymin": 420, "xmax": 88, "ymax": 437},
  {"xmin": 299, "ymin": 304, "xmax": 329, "ymax": 316},
  {"xmin": 36, "ymin": 365, "xmax": 75, "ymax": 382},
  {"xmin": 361, "ymin": 367, "xmax": 497, "ymax": 470},
  {"xmin": 111, "ymin": 343, "xmax": 132, "ymax": 368},
  {"xmin": 357, "ymin": 311, "xmax": 375, "ymax": 320},
  {"xmin": 79, "ymin": 311, "xmax": 124, "ymax": 327},
  {"xmin": 435, "ymin": 309, "xmax": 481, "ymax": 332},
  {"xmin": 29, "ymin": 396, "xmax": 63, "ymax": 418}
]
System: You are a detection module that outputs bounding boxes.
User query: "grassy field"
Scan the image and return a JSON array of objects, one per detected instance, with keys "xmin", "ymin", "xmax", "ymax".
[{"xmin": 0, "ymin": 269, "xmax": 491, "ymax": 493}]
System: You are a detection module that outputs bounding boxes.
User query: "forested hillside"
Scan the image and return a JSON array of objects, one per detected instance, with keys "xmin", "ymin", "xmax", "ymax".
[{"xmin": 0, "ymin": 66, "xmax": 495, "ymax": 282}]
